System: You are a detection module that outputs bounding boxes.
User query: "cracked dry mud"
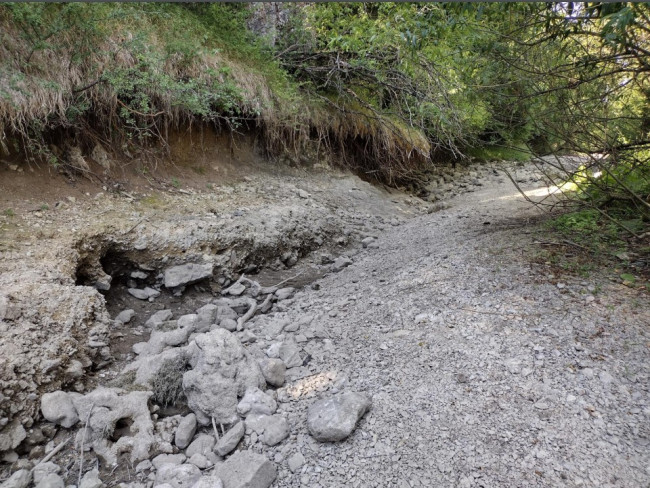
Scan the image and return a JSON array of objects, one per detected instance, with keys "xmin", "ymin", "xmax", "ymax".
[{"xmin": 268, "ymin": 176, "xmax": 650, "ymax": 487}]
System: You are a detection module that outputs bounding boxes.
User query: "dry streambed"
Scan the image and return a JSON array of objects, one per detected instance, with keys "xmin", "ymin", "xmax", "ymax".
[{"xmin": 0, "ymin": 162, "xmax": 590, "ymax": 488}]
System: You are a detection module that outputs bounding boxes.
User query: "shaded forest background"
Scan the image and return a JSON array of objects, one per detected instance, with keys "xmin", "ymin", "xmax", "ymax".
[{"xmin": 0, "ymin": 2, "xmax": 648, "ymax": 234}]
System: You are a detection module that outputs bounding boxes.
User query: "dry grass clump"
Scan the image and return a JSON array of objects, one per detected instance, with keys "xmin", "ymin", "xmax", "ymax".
[{"xmin": 0, "ymin": 4, "xmax": 432, "ymax": 184}]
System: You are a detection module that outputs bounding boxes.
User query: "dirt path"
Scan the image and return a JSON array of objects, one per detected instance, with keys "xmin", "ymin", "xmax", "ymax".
[{"xmin": 268, "ymin": 174, "xmax": 650, "ymax": 487}]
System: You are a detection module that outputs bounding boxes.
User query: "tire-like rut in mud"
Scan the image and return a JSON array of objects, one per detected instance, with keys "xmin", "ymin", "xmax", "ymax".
[{"xmin": 273, "ymin": 179, "xmax": 649, "ymax": 487}]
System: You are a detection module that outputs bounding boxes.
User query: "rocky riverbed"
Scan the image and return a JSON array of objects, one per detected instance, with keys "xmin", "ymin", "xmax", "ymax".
[{"xmin": 1, "ymin": 159, "xmax": 647, "ymax": 488}]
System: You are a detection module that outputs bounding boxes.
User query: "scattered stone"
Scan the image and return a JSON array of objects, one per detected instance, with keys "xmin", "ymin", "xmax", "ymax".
[
  {"xmin": 214, "ymin": 450, "xmax": 276, "ymax": 488},
  {"xmin": 152, "ymin": 453, "xmax": 187, "ymax": 469},
  {"xmin": 331, "ymin": 256, "xmax": 352, "ymax": 272},
  {"xmin": 240, "ymin": 330, "xmax": 257, "ymax": 344},
  {"xmin": 0, "ymin": 419, "xmax": 27, "ymax": 451},
  {"xmin": 307, "ymin": 392, "xmax": 371, "ymax": 442},
  {"xmin": 297, "ymin": 189, "xmax": 309, "ymax": 199},
  {"xmin": 188, "ymin": 453, "xmax": 212, "ymax": 470},
  {"xmin": 195, "ymin": 304, "xmax": 218, "ymax": 333},
  {"xmin": 41, "ymin": 391, "xmax": 79, "ymax": 428},
  {"xmin": 145, "ymin": 309, "xmax": 173, "ymax": 328},
  {"xmin": 135, "ymin": 460, "xmax": 152, "ymax": 473},
  {"xmin": 225, "ymin": 282, "xmax": 246, "ymax": 296},
  {"xmin": 278, "ymin": 342, "xmax": 302, "ymax": 368},
  {"xmin": 192, "ymin": 477, "xmax": 224, "ymax": 488},
  {"xmin": 287, "ymin": 452, "xmax": 305, "ymax": 473},
  {"xmin": 274, "ymin": 287, "xmax": 295, "ymax": 301},
  {"xmin": 1, "ymin": 469, "xmax": 31, "ymax": 488},
  {"xmin": 237, "ymin": 388, "xmax": 277, "ymax": 417},
  {"xmin": 91, "ymin": 144, "xmax": 112, "ymax": 170},
  {"xmin": 361, "ymin": 236, "xmax": 376, "ymax": 248},
  {"xmin": 71, "ymin": 388, "xmax": 155, "ymax": 464},
  {"xmin": 258, "ymin": 358, "xmax": 286, "ymax": 387},
  {"xmin": 186, "ymin": 434, "xmax": 216, "ymax": 458},
  {"xmin": 175, "ymin": 413, "xmax": 197, "ymax": 450},
  {"xmin": 220, "ymin": 318, "xmax": 238, "ymax": 332},
  {"xmin": 260, "ymin": 416, "xmax": 289, "ymax": 447},
  {"xmin": 155, "ymin": 463, "xmax": 201, "ymax": 488},
  {"xmin": 79, "ymin": 468, "xmax": 103, "ymax": 488},
  {"xmin": 128, "ymin": 287, "xmax": 160, "ymax": 300},
  {"xmin": 164, "ymin": 263, "xmax": 214, "ymax": 289},
  {"xmin": 115, "ymin": 309, "xmax": 135, "ymax": 324},
  {"xmin": 1, "ymin": 450, "xmax": 18, "ymax": 463},
  {"xmin": 183, "ymin": 329, "xmax": 264, "ymax": 425},
  {"xmin": 214, "ymin": 421, "xmax": 245, "ymax": 457},
  {"xmin": 34, "ymin": 474, "xmax": 64, "ymax": 488},
  {"xmin": 33, "ymin": 462, "xmax": 60, "ymax": 484}
]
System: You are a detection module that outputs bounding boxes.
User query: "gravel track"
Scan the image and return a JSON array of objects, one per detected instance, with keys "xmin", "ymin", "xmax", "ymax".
[{"xmin": 269, "ymin": 173, "xmax": 650, "ymax": 487}]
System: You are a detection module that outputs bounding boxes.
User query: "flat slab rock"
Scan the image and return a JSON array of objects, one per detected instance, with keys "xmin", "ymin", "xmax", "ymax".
[
  {"xmin": 307, "ymin": 391, "xmax": 371, "ymax": 442},
  {"xmin": 214, "ymin": 450, "xmax": 276, "ymax": 488},
  {"xmin": 164, "ymin": 263, "xmax": 214, "ymax": 289}
]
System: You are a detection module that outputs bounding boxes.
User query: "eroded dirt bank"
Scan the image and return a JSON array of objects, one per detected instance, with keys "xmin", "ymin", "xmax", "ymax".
[{"xmin": 1, "ymin": 155, "xmax": 647, "ymax": 488}]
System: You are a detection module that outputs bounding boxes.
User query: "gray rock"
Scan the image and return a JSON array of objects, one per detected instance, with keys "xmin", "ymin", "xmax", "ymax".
[
  {"xmin": 191, "ymin": 476, "xmax": 223, "ymax": 488},
  {"xmin": 1, "ymin": 451, "xmax": 18, "ymax": 463},
  {"xmin": 214, "ymin": 451, "xmax": 276, "ymax": 488},
  {"xmin": 237, "ymin": 388, "xmax": 277, "ymax": 417},
  {"xmin": 155, "ymin": 464, "xmax": 202, "ymax": 488},
  {"xmin": 278, "ymin": 342, "xmax": 302, "ymax": 368},
  {"xmin": 65, "ymin": 360, "xmax": 85, "ymax": 380},
  {"xmin": 175, "ymin": 413, "xmax": 197, "ymax": 449},
  {"xmin": 216, "ymin": 306, "xmax": 238, "ymax": 321},
  {"xmin": 239, "ymin": 330, "xmax": 257, "ymax": 344},
  {"xmin": 331, "ymin": 256, "xmax": 352, "ymax": 272},
  {"xmin": 115, "ymin": 309, "xmax": 135, "ymax": 324},
  {"xmin": 260, "ymin": 416, "xmax": 289, "ymax": 447},
  {"xmin": 287, "ymin": 452, "xmax": 305, "ymax": 473},
  {"xmin": 219, "ymin": 298, "xmax": 255, "ymax": 315},
  {"xmin": 164, "ymin": 263, "xmax": 213, "ymax": 289},
  {"xmin": 41, "ymin": 391, "xmax": 79, "ymax": 428},
  {"xmin": 258, "ymin": 358, "xmax": 286, "ymax": 387},
  {"xmin": 128, "ymin": 287, "xmax": 160, "ymax": 300},
  {"xmin": 195, "ymin": 305, "xmax": 218, "ymax": 333},
  {"xmin": 145, "ymin": 309, "xmax": 173, "ymax": 328},
  {"xmin": 133, "ymin": 322, "xmax": 193, "ymax": 356},
  {"xmin": 1, "ymin": 469, "xmax": 31, "ymax": 488},
  {"xmin": 34, "ymin": 474, "xmax": 64, "ymax": 488},
  {"xmin": 183, "ymin": 329, "xmax": 264, "ymax": 425},
  {"xmin": 33, "ymin": 462, "xmax": 60, "ymax": 484},
  {"xmin": 130, "ymin": 270, "xmax": 148, "ymax": 280},
  {"xmin": 152, "ymin": 453, "xmax": 186, "ymax": 469},
  {"xmin": 274, "ymin": 288, "xmax": 295, "ymax": 301},
  {"xmin": 0, "ymin": 419, "xmax": 26, "ymax": 451},
  {"xmin": 361, "ymin": 236, "xmax": 376, "ymax": 248},
  {"xmin": 225, "ymin": 283, "xmax": 246, "ymax": 296},
  {"xmin": 187, "ymin": 453, "xmax": 212, "ymax": 469},
  {"xmin": 307, "ymin": 392, "xmax": 371, "ymax": 442},
  {"xmin": 135, "ymin": 460, "xmax": 152, "ymax": 473},
  {"xmin": 219, "ymin": 318, "xmax": 238, "ymax": 332},
  {"xmin": 186, "ymin": 434, "xmax": 215, "ymax": 458},
  {"xmin": 214, "ymin": 421, "xmax": 245, "ymax": 457},
  {"xmin": 79, "ymin": 468, "xmax": 103, "ymax": 488},
  {"xmin": 71, "ymin": 387, "xmax": 155, "ymax": 464}
]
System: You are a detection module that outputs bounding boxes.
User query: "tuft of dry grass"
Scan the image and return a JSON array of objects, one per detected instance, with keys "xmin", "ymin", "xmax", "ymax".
[{"xmin": 0, "ymin": 4, "xmax": 433, "ymax": 184}]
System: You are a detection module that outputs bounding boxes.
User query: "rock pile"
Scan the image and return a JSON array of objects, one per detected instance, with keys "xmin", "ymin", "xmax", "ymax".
[{"xmin": 10, "ymin": 272, "xmax": 371, "ymax": 488}]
